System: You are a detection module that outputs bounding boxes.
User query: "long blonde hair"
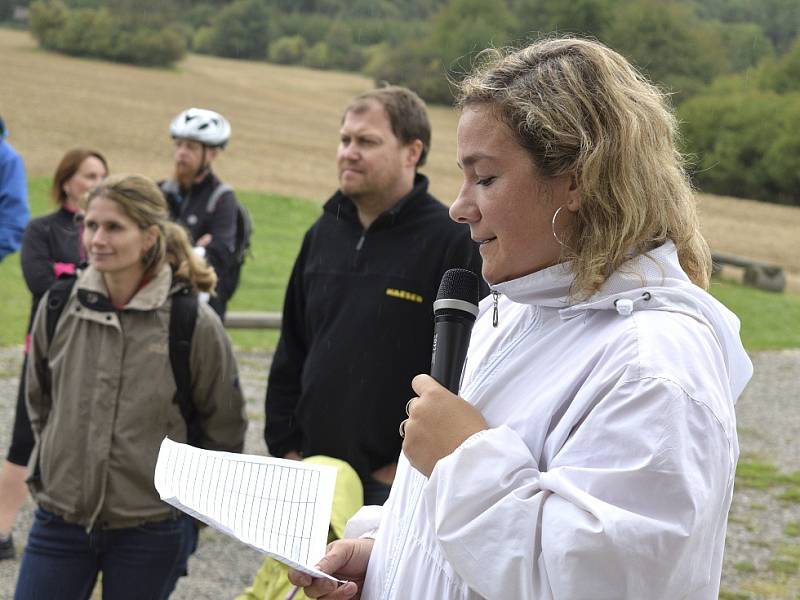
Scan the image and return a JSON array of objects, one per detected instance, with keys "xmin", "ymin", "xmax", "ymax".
[
  {"xmin": 85, "ymin": 174, "xmax": 217, "ymax": 293},
  {"xmin": 457, "ymin": 37, "xmax": 711, "ymax": 296}
]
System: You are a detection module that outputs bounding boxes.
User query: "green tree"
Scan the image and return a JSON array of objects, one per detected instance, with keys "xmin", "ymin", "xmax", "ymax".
[
  {"xmin": 323, "ymin": 20, "xmax": 366, "ymax": 70},
  {"xmin": 762, "ymin": 99, "xmax": 800, "ymax": 204},
  {"xmin": 206, "ymin": 0, "xmax": 270, "ymax": 59},
  {"xmin": 510, "ymin": 0, "xmax": 612, "ymax": 39},
  {"xmin": 714, "ymin": 21, "xmax": 773, "ymax": 72},
  {"xmin": 0, "ymin": 0, "xmax": 14, "ymax": 21},
  {"xmin": 602, "ymin": 0, "xmax": 728, "ymax": 100},
  {"xmin": 430, "ymin": 0, "xmax": 513, "ymax": 73},
  {"xmin": 51, "ymin": 7, "xmax": 110, "ymax": 55},
  {"xmin": 367, "ymin": 0, "xmax": 514, "ymax": 104},
  {"xmin": 113, "ymin": 27, "xmax": 186, "ymax": 66},
  {"xmin": 765, "ymin": 37, "xmax": 800, "ymax": 92},
  {"xmin": 29, "ymin": 0, "xmax": 68, "ymax": 47},
  {"xmin": 679, "ymin": 90, "xmax": 800, "ymax": 204},
  {"xmin": 268, "ymin": 34, "xmax": 306, "ymax": 64},
  {"xmin": 303, "ymin": 41, "xmax": 330, "ymax": 69},
  {"xmin": 692, "ymin": 0, "xmax": 800, "ymax": 52},
  {"xmin": 29, "ymin": 0, "xmax": 185, "ymax": 66}
]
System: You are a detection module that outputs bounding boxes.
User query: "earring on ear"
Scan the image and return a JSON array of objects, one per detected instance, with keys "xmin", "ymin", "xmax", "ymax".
[{"xmin": 551, "ymin": 205, "xmax": 568, "ymax": 248}]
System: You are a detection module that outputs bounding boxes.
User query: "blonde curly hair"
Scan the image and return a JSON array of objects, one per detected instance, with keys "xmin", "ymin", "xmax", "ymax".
[{"xmin": 457, "ymin": 37, "xmax": 711, "ymax": 296}]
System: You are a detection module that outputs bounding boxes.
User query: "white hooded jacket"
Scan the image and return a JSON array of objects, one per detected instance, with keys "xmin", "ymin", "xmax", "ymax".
[{"xmin": 353, "ymin": 241, "xmax": 752, "ymax": 599}]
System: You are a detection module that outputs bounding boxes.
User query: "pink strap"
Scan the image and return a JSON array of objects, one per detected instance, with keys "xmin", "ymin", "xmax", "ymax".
[{"xmin": 53, "ymin": 262, "xmax": 76, "ymax": 278}]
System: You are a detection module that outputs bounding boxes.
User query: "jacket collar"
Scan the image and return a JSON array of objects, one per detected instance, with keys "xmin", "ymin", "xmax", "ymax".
[
  {"xmin": 163, "ymin": 171, "xmax": 218, "ymax": 197},
  {"xmin": 77, "ymin": 263, "xmax": 174, "ymax": 311},
  {"xmin": 490, "ymin": 241, "xmax": 752, "ymax": 400},
  {"xmin": 491, "ymin": 241, "xmax": 691, "ymax": 309},
  {"xmin": 323, "ymin": 173, "xmax": 430, "ymax": 228}
]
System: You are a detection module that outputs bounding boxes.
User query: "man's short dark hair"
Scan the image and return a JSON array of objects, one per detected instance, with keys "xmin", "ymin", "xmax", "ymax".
[{"xmin": 344, "ymin": 86, "xmax": 431, "ymax": 168}]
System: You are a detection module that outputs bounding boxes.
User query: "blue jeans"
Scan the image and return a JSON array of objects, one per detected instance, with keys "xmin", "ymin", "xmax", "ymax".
[{"xmin": 14, "ymin": 507, "xmax": 186, "ymax": 600}]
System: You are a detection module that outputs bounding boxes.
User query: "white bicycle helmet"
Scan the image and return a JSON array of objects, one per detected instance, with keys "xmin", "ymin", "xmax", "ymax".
[{"xmin": 170, "ymin": 108, "xmax": 231, "ymax": 148}]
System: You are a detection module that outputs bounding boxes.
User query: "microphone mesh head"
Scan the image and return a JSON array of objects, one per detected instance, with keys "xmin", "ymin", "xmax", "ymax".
[{"xmin": 436, "ymin": 269, "xmax": 480, "ymax": 305}]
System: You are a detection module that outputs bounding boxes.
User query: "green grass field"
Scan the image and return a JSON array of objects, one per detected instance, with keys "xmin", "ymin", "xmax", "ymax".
[
  {"xmin": 2, "ymin": 177, "xmax": 799, "ymax": 351},
  {"xmin": 710, "ymin": 279, "xmax": 800, "ymax": 352}
]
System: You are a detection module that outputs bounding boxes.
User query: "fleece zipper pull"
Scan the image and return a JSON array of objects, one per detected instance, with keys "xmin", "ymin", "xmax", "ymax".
[{"xmin": 492, "ymin": 290, "xmax": 500, "ymax": 327}]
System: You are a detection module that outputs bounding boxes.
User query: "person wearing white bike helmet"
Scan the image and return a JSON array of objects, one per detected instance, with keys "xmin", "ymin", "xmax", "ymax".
[{"xmin": 160, "ymin": 107, "xmax": 243, "ymax": 318}]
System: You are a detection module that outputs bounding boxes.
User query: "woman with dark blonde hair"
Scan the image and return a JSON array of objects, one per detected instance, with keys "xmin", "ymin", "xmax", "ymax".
[
  {"xmin": 0, "ymin": 148, "xmax": 107, "ymax": 560},
  {"xmin": 14, "ymin": 174, "xmax": 246, "ymax": 599},
  {"xmin": 290, "ymin": 37, "xmax": 752, "ymax": 599}
]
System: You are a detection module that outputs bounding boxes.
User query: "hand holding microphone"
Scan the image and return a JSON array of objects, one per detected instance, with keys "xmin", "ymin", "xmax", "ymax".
[
  {"xmin": 402, "ymin": 374, "xmax": 488, "ymax": 477},
  {"xmin": 402, "ymin": 269, "xmax": 488, "ymax": 477}
]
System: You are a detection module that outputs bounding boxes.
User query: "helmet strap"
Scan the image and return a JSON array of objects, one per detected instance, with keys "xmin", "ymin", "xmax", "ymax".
[{"xmin": 193, "ymin": 145, "xmax": 211, "ymax": 182}]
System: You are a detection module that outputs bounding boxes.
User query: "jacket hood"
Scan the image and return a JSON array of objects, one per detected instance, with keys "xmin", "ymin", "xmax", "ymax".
[{"xmin": 492, "ymin": 241, "xmax": 752, "ymax": 401}]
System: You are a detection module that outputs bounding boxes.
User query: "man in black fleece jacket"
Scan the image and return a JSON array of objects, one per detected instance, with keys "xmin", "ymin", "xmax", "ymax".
[{"xmin": 265, "ymin": 86, "xmax": 485, "ymax": 505}]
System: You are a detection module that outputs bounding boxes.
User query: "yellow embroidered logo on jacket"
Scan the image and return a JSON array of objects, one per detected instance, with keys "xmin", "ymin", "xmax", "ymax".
[{"xmin": 385, "ymin": 288, "xmax": 423, "ymax": 303}]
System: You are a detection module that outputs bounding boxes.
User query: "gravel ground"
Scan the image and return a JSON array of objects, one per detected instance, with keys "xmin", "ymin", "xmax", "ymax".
[{"xmin": 0, "ymin": 346, "xmax": 798, "ymax": 599}]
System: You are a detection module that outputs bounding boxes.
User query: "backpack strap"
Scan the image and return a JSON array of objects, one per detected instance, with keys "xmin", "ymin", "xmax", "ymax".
[
  {"xmin": 36, "ymin": 275, "xmax": 79, "ymax": 439},
  {"xmin": 169, "ymin": 287, "xmax": 200, "ymax": 447},
  {"xmin": 205, "ymin": 183, "xmax": 233, "ymax": 213},
  {"xmin": 159, "ymin": 179, "xmax": 180, "ymax": 197},
  {"xmin": 45, "ymin": 276, "xmax": 78, "ymax": 347}
]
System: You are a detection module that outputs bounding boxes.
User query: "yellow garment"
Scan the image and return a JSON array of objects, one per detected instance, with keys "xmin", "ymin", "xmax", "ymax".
[{"xmin": 234, "ymin": 456, "xmax": 363, "ymax": 600}]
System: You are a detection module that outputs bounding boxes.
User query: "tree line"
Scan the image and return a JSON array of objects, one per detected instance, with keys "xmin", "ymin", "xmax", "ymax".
[{"xmin": 13, "ymin": 0, "xmax": 800, "ymax": 205}]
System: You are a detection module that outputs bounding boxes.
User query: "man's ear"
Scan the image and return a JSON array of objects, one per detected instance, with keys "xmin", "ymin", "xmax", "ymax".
[{"xmin": 405, "ymin": 139, "xmax": 423, "ymax": 168}]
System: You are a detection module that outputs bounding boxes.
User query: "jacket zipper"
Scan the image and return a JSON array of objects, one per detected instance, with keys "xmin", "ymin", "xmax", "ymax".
[{"xmin": 492, "ymin": 290, "xmax": 500, "ymax": 327}]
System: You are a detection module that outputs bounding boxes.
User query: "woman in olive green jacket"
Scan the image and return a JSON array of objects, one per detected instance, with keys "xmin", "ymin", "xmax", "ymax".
[{"xmin": 15, "ymin": 174, "xmax": 247, "ymax": 600}]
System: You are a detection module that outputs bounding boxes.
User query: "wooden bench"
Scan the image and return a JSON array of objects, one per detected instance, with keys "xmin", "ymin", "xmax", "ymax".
[
  {"xmin": 711, "ymin": 252, "xmax": 786, "ymax": 293},
  {"xmin": 224, "ymin": 311, "xmax": 282, "ymax": 329}
]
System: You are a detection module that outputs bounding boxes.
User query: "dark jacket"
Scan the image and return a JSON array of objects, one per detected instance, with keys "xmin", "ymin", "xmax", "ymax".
[
  {"xmin": 20, "ymin": 207, "xmax": 83, "ymax": 327},
  {"xmin": 161, "ymin": 172, "xmax": 239, "ymax": 317},
  {"xmin": 265, "ymin": 175, "xmax": 485, "ymax": 481}
]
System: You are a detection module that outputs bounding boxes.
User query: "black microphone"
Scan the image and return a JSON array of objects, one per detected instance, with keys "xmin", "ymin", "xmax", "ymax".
[{"xmin": 430, "ymin": 269, "xmax": 481, "ymax": 393}]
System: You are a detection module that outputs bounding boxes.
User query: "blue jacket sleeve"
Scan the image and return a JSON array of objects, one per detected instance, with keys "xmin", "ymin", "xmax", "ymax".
[{"xmin": 0, "ymin": 143, "xmax": 29, "ymax": 261}]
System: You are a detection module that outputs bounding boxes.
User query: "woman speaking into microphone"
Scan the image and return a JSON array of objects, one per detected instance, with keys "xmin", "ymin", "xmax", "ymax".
[{"xmin": 290, "ymin": 36, "xmax": 752, "ymax": 600}]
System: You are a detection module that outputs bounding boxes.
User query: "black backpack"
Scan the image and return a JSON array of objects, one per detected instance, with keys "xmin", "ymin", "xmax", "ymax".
[
  {"xmin": 208, "ymin": 183, "xmax": 253, "ymax": 266},
  {"xmin": 43, "ymin": 277, "xmax": 203, "ymax": 447}
]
